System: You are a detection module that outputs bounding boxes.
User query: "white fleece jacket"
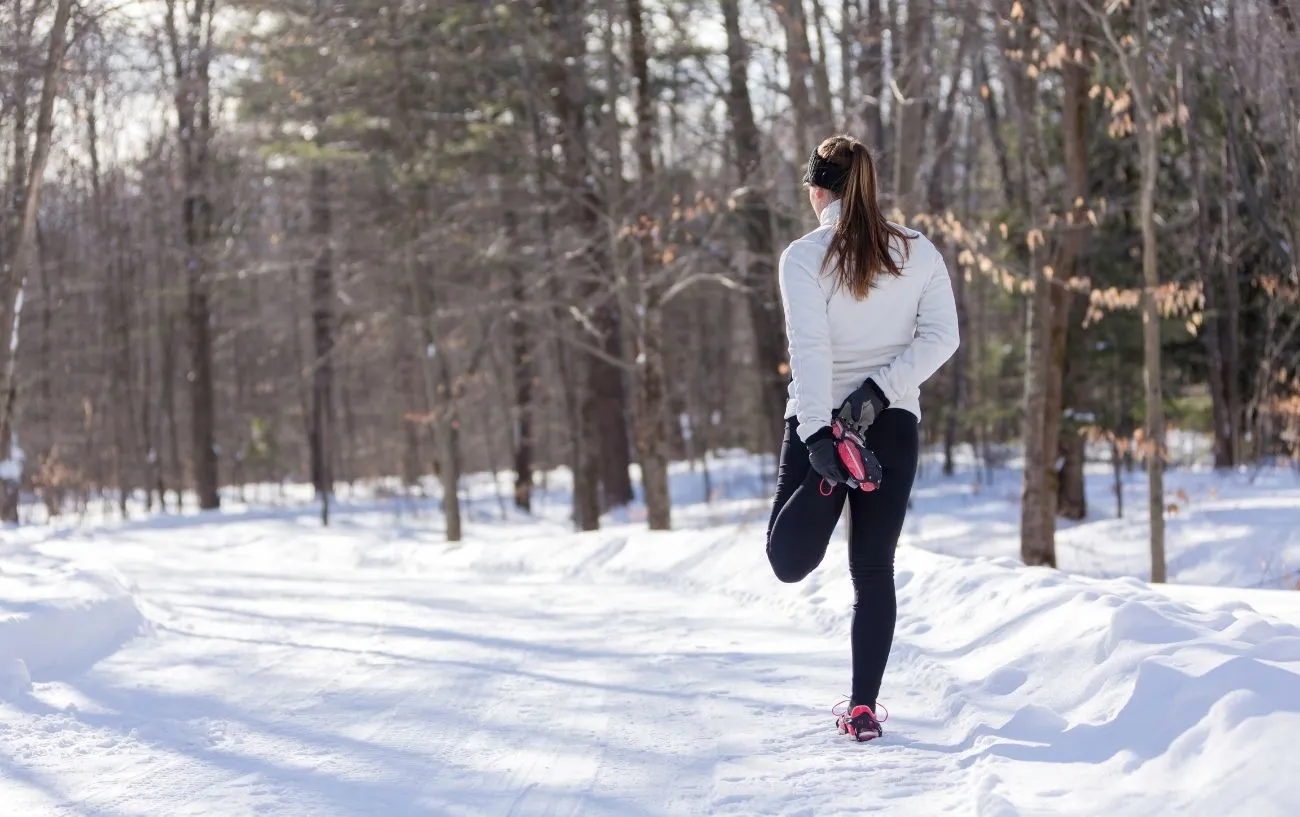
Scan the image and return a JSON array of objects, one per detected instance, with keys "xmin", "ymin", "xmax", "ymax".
[{"xmin": 779, "ymin": 199, "xmax": 960, "ymax": 442}]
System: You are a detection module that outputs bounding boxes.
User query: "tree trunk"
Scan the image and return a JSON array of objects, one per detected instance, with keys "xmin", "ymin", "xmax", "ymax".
[
  {"xmin": 1122, "ymin": 0, "xmax": 1166, "ymax": 581},
  {"xmin": 593, "ymin": 3, "xmax": 634, "ymax": 512},
  {"xmin": 976, "ymin": 54, "xmax": 1017, "ymax": 208},
  {"xmin": 1139, "ymin": 129, "xmax": 1165, "ymax": 581},
  {"xmin": 165, "ymin": 0, "xmax": 222, "ymax": 511},
  {"xmin": 955, "ymin": 84, "xmax": 980, "ymax": 472},
  {"xmin": 1186, "ymin": 60, "xmax": 1232, "ymax": 468},
  {"xmin": 635, "ymin": 299, "xmax": 672, "ymax": 530},
  {"xmin": 772, "ymin": 0, "xmax": 819, "ymax": 147},
  {"xmin": 1111, "ymin": 433, "xmax": 1123, "ymax": 519},
  {"xmin": 1008, "ymin": 0, "xmax": 1054, "ymax": 567},
  {"xmin": 1221, "ymin": 197, "xmax": 1243, "ymax": 465},
  {"xmin": 943, "ymin": 260, "xmax": 966, "ymax": 477},
  {"xmin": 405, "ymin": 182, "xmax": 462, "ymax": 540},
  {"xmin": 593, "ymin": 316, "xmax": 633, "ymax": 510},
  {"xmin": 185, "ymin": 207, "xmax": 220, "ymax": 510},
  {"xmin": 839, "ymin": 0, "xmax": 856, "ymax": 129},
  {"xmin": 1020, "ymin": 256, "xmax": 1054, "ymax": 566},
  {"xmin": 925, "ymin": 20, "xmax": 970, "ymax": 477},
  {"xmin": 1057, "ymin": 311, "xmax": 1088, "ymax": 520},
  {"xmin": 408, "ymin": 273, "xmax": 462, "ymax": 541},
  {"xmin": 135, "ymin": 193, "xmax": 159, "ymax": 512},
  {"xmin": 1047, "ymin": 13, "xmax": 1091, "ymax": 519},
  {"xmin": 862, "ymin": 0, "xmax": 886, "ymax": 160},
  {"xmin": 805, "ymin": 0, "xmax": 836, "ymax": 125},
  {"xmin": 504, "ymin": 210, "xmax": 534, "ymax": 513},
  {"xmin": 309, "ymin": 163, "xmax": 335, "ymax": 524},
  {"xmin": 4, "ymin": 0, "xmax": 33, "ymax": 522},
  {"xmin": 88, "ymin": 92, "xmax": 141, "ymax": 517},
  {"xmin": 627, "ymin": 0, "xmax": 671, "ymax": 531},
  {"xmin": 432, "ymin": 345, "xmax": 462, "ymax": 541},
  {"xmin": 1220, "ymin": 4, "xmax": 1246, "ymax": 465},
  {"xmin": 400, "ymin": 343, "xmax": 422, "ymax": 488},
  {"xmin": 0, "ymin": 0, "xmax": 75, "ymax": 522},
  {"xmin": 162, "ymin": 309, "xmax": 181, "ymax": 509},
  {"xmin": 547, "ymin": 0, "xmax": 620, "ymax": 526},
  {"xmin": 1057, "ymin": 424, "xmax": 1087, "ymax": 520},
  {"xmin": 891, "ymin": 0, "xmax": 931, "ymax": 216},
  {"xmin": 721, "ymin": 0, "xmax": 788, "ymax": 450}
]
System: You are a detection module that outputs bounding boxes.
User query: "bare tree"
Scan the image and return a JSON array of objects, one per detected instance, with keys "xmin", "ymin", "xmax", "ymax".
[
  {"xmin": 163, "ymin": 0, "xmax": 221, "ymax": 510},
  {"xmin": 626, "ymin": 0, "xmax": 671, "ymax": 530},
  {"xmin": 1080, "ymin": 0, "xmax": 1167, "ymax": 581},
  {"xmin": 0, "ymin": 0, "xmax": 74, "ymax": 521},
  {"xmin": 722, "ymin": 0, "xmax": 788, "ymax": 449}
]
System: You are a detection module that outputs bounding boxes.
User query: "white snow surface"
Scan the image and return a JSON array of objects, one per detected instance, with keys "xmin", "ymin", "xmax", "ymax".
[
  {"xmin": 0, "ymin": 554, "xmax": 145, "ymax": 697},
  {"xmin": 1, "ymin": 454, "xmax": 1299, "ymax": 815}
]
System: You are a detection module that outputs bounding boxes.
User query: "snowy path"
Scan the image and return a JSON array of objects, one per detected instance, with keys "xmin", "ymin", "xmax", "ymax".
[
  {"xmin": 1, "ymin": 517, "xmax": 967, "ymax": 816},
  {"xmin": 3, "ymin": 493, "xmax": 1299, "ymax": 815}
]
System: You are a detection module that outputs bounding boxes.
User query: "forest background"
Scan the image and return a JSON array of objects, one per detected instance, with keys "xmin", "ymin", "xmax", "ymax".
[{"xmin": 2, "ymin": 0, "xmax": 1298, "ymax": 578}]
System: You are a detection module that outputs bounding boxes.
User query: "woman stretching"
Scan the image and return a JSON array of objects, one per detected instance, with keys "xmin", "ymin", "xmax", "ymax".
[{"xmin": 767, "ymin": 135, "xmax": 960, "ymax": 741}]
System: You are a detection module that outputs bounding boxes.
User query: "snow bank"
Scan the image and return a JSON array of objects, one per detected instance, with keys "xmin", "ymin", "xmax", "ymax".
[
  {"xmin": 434, "ymin": 521, "xmax": 1300, "ymax": 816},
  {"xmin": 892, "ymin": 551, "xmax": 1300, "ymax": 815},
  {"xmin": 0, "ymin": 557, "xmax": 146, "ymax": 697}
]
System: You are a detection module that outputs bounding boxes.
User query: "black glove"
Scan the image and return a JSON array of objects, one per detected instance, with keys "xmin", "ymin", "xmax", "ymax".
[
  {"xmin": 805, "ymin": 426, "xmax": 846, "ymax": 485},
  {"xmin": 837, "ymin": 378, "xmax": 890, "ymax": 435}
]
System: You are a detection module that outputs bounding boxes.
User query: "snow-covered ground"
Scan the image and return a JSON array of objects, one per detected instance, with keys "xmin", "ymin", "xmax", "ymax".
[
  {"xmin": 907, "ymin": 457, "xmax": 1300, "ymax": 590},
  {"xmin": 2, "ymin": 453, "xmax": 1299, "ymax": 815}
]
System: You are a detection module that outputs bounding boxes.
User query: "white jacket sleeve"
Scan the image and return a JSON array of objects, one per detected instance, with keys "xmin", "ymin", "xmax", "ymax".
[
  {"xmin": 778, "ymin": 240, "xmax": 833, "ymax": 442},
  {"xmin": 870, "ymin": 242, "xmax": 961, "ymax": 405}
]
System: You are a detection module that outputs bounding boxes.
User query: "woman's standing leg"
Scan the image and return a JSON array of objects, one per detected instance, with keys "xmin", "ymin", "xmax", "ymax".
[
  {"xmin": 766, "ymin": 417, "xmax": 847, "ymax": 584},
  {"xmin": 844, "ymin": 408, "xmax": 920, "ymax": 709}
]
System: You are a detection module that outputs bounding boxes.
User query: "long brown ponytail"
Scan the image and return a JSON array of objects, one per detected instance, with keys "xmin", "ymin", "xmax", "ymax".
[{"xmin": 808, "ymin": 135, "xmax": 910, "ymax": 299}]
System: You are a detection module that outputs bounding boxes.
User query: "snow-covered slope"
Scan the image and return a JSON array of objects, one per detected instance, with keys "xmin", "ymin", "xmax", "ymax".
[
  {"xmin": 2, "ymin": 475, "xmax": 1298, "ymax": 816},
  {"xmin": 0, "ymin": 552, "xmax": 145, "ymax": 697}
]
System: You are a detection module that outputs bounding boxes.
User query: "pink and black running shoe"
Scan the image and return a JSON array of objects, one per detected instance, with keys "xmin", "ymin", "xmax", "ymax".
[
  {"xmin": 832, "ymin": 419, "xmax": 883, "ymax": 492},
  {"xmin": 833, "ymin": 699, "xmax": 888, "ymax": 742}
]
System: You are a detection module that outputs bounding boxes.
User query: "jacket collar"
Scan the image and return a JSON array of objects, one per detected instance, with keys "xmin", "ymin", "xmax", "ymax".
[{"xmin": 818, "ymin": 198, "xmax": 842, "ymax": 227}]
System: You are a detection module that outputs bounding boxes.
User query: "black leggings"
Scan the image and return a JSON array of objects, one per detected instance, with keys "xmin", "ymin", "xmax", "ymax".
[{"xmin": 766, "ymin": 409, "xmax": 919, "ymax": 709}]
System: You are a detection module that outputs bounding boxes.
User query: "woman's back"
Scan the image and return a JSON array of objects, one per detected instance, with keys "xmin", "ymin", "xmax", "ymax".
[{"xmin": 779, "ymin": 198, "xmax": 958, "ymax": 434}]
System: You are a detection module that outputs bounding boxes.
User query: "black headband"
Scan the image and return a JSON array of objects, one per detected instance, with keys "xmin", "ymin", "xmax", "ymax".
[{"xmin": 803, "ymin": 149, "xmax": 850, "ymax": 192}]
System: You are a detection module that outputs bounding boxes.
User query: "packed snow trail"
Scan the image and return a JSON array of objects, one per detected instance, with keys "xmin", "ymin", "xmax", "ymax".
[
  {"xmin": 0, "ymin": 514, "xmax": 970, "ymax": 816},
  {"xmin": 2, "ymin": 488, "xmax": 1299, "ymax": 816}
]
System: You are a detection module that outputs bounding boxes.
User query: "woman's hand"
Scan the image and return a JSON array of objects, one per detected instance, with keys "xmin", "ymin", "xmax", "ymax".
[
  {"xmin": 806, "ymin": 427, "xmax": 846, "ymax": 485},
  {"xmin": 837, "ymin": 378, "xmax": 890, "ymax": 435}
]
